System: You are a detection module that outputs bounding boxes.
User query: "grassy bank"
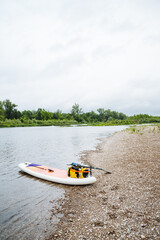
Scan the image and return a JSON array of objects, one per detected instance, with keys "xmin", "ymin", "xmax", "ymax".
[
  {"xmin": 0, "ymin": 118, "xmax": 160, "ymax": 128},
  {"xmin": 0, "ymin": 119, "xmax": 78, "ymax": 128},
  {"xmin": 126, "ymin": 124, "xmax": 160, "ymax": 134}
]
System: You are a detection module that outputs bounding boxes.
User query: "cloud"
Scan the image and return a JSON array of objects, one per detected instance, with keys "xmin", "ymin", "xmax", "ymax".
[{"xmin": 0, "ymin": 0, "xmax": 160, "ymax": 115}]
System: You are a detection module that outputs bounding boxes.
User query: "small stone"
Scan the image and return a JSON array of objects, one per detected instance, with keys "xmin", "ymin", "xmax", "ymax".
[
  {"xmin": 68, "ymin": 219, "xmax": 73, "ymax": 222},
  {"xmin": 141, "ymin": 235, "xmax": 145, "ymax": 239},
  {"xmin": 93, "ymin": 221, "xmax": 104, "ymax": 227},
  {"xmin": 141, "ymin": 223, "xmax": 145, "ymax": 228}
]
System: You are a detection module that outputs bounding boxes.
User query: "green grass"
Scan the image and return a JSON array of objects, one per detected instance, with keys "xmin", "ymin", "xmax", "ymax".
[
  {"xmin": 126, "ymin": 124, "xmax": 160, "ymax": 135},
  {"xmin": 1, "ymin": 119, "xmax": 160, "ymax": 129},
  {"xmin": 0, "ymin": 119, "xmax": 78, "ymax": 128}
]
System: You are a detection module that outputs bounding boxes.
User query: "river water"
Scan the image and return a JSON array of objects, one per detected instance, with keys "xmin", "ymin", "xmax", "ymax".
[{"xmin": 0, "ymin": 125, "xmax": 126, "ymax": 240}]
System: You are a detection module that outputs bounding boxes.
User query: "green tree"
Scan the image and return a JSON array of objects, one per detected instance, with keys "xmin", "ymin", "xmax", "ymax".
[
  {"xmin": 97, "ymin": 108, "xmax": 105, "ymax": 121},
  {"xmin": 71, "ymin": 103, "xmax": 83, "ymax": 122},
  {"xmin": 108, "ymin": 116, "xmax": 113, "ymax": 121},
  {"xmin": 22, "ymin": 110, "xmax": 34, "ymax": 119},
  {"xmin": 71, "ymin": 103, "xmax": 83, "ymax": 116},
  {"xmin": 111, "ymin": 111, "xmax": 119, "ymax": 119},
  {"xmin": 53, "ymin": 110, "xmax": 64, "ymax": 120},
  {"xmin": 41, "ymin": 110, "xmax": 53, "ymax": 120},
  {"xmin": 104, "ymin": 109, "xmax": 111, "ymax": 121},
  {"xmin": 82, "ymin": 111, "xmax": 98, "ymax": 123},
  {"xmin": 12, "ymin": 109, "xmax": 21, "ymax": 119},
  {"xmin": 0, "ymin": 101, "xmax": 5, "ymax": 120},
  {"xmin": 118, "ymin": 112, "xmax": 126, "ymax": 120},
  {"xmin": 36, "ymin": 108, "xmax": 43, "ymax": 120},
  {"xmin": 3, "ymin": 99, "xmax": 18, "ymax": 119}
]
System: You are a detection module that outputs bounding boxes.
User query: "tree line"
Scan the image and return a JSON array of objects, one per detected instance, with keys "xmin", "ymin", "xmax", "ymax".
[{"xmin": 0, "ymin": 99, "xmax": 160, "ymax": 127}]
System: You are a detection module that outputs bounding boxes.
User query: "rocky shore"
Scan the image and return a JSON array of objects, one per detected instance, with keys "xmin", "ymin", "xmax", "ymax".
[{"xmin": 46, "ymin": 126, "xmax": 160, "ymax": 240}]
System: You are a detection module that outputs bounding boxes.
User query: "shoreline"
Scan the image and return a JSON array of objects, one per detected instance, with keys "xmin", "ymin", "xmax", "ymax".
[{"xmin": 46, "ymin": 126, "xmax": 160, "ymax": 240}]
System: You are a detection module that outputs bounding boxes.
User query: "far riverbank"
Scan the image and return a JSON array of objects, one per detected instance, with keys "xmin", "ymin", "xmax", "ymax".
[{"xmin": 1, "ymin": 118, "xmax": 160, "ymax": 128}]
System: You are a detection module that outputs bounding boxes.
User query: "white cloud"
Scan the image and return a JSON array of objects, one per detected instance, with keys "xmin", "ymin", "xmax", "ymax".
[{"xmin": 0, "ymin": 0, "xmax": 160, "ymax": 115}]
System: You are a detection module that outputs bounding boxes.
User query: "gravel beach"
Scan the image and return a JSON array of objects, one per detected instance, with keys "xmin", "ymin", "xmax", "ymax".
[{"xmin": 46, "ymin": 126, "xmax": 160, "ymax": 240}]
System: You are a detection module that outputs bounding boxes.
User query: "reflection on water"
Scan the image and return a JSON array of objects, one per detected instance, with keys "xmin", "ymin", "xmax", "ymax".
[{"xmin": 0, "ymin": 125, "xmax": 126, "ymax": 239}]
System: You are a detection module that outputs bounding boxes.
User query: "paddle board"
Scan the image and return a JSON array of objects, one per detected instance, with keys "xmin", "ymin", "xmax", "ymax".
[{"xmin": 18, "ymin": 162, "xmax": 96, "ymax": 185}]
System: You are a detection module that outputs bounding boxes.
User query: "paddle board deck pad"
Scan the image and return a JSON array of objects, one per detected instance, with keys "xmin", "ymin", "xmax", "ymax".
[{"xmin": 18, "ymin": 162, "xmax": 96, "ymax": 185}]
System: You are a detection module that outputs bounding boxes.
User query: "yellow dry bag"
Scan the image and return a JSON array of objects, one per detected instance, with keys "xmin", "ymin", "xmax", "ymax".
[{"xmin": 67, "ymin": 166, "xmax": 90, "ymax": 178}]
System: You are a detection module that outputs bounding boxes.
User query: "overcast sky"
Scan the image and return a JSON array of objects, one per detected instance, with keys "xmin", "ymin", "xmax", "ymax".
[{"xmin": 0, "ymin": 0, "xmax": 160, "ymax": 115}]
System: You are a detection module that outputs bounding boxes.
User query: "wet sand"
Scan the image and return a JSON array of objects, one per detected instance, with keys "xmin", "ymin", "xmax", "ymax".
[{"xmin": 46, "ymin": 126, "xmax": 160, "ymax": 240}]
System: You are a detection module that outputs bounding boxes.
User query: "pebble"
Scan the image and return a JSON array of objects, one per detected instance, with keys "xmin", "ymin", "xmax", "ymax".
[{"xmin": 141, "ymin": 235, "xmax": 145, "ymax": 239}]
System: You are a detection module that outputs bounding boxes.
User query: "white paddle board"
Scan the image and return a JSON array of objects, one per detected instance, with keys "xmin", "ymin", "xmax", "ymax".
[{"xmin": 18, "ymin": 162, "xmax": 96, "ymax": 185}]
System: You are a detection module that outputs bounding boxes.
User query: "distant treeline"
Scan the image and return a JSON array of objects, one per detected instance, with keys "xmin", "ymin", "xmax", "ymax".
[{"xmin": 0, "ymin": 99, "xmax": 160, "ymax": 127}]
